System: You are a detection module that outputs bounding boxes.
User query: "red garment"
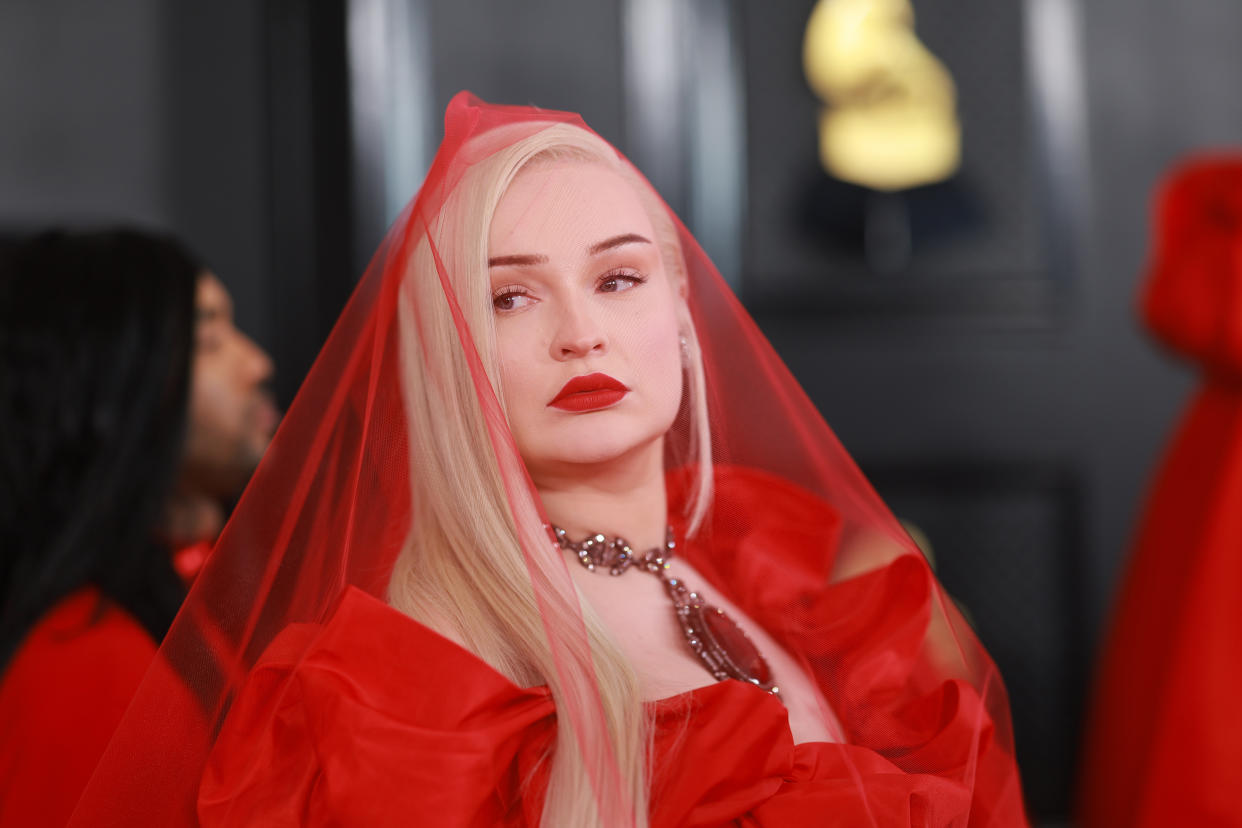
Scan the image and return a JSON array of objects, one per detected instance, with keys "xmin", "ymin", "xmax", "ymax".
[
  {"xmin": 67, "ymin": 93, "xmax": 1026, "ymax": 827},
  {"xmin": 1080, "ymin": 157, "xmax": 1242, "ymax": 826},
  {"xmin": 0, "ymin": 588, "xmax": 156, "ymax": 827},
  {"xmin": 200, "ymin": 469, "xmax": 1026, "ymax": 827}
]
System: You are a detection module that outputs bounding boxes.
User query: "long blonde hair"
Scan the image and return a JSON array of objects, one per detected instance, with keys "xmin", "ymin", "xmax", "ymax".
[{"xmin": 389, "ymin": 123, "xmax": 713, "ymax": 826}]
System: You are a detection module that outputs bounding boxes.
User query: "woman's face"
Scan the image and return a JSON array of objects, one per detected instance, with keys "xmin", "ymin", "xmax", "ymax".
[{"xmin": 487, "ymin": 160, "xmax": 684, "ymax": 480}]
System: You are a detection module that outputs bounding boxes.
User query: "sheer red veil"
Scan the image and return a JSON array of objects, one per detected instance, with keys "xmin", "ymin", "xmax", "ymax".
[{"xmin": 68, "ymin": 93, "xmax": 1026, "ymax": 826}]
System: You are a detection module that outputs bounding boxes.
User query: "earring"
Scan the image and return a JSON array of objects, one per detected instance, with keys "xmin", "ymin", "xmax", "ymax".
[{"xmin": 679, "ymin": 334, "xmax": 689, "ymax": 357}]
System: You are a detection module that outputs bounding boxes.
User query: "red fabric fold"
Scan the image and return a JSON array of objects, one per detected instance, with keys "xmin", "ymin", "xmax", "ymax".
[
  {"xmin": 1081, "ymin": 155, "xmax": 1242, "ymax": 826},
  {"xmin": 66, "ymin": 92, "xmax": 1024, "ymax": 827},
  {"xmin": 200, "ymin": 469, "xmax": 1024, "ymax": 827}
]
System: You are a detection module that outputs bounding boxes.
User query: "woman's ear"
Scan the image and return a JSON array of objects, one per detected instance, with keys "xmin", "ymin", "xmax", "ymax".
[{"xmin": 675, "ymin": 296, "xmax": 693, "ymax": 329}]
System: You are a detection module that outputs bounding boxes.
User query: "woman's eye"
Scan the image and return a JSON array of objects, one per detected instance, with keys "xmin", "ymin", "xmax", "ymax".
[
  {"xmin": 598, "ymin": 270, "xmax": 646, "ymax": 294},
  {"xmin": 492, "ymin": 288, "xmax": 535, "ymax": 313}
]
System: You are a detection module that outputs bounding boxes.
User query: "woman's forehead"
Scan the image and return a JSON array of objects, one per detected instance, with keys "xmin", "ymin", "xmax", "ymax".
[{"xmin": 488, "ymin": 160, "xmax": 654, "ymax": 256}]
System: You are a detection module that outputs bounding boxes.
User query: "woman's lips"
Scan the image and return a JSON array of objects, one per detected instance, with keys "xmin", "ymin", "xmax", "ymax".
[{"xmin": 549, "ymin": 372, "xmax": 629, "ymax": 412}]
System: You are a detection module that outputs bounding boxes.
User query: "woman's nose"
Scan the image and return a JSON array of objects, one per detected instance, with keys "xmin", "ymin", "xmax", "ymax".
[{"xmin": 550, "ymin": 300, "xmax": 606, "ymax": 360}]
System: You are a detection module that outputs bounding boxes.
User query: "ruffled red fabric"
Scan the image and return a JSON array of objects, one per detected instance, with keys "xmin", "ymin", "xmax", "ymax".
[
  {"xmin": 200, "ymin": 468, "xmax": 1026, "ymax": 827},
  {"xmin": 66, "ymin": 93, "xmax": 1024, "ymax": 827},
  {"xmin": 1080, "ymin": 157, "xmax": 1242, "ymax": 826},
  {"xmin": 0, "ymin": 588, "xmax": 156, "ymax": 828}
]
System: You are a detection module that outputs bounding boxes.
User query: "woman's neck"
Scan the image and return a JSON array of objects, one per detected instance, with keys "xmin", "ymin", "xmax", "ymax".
[{"xmin": 533, "ymin": 442, "xmax": 668, "ymax": 554}]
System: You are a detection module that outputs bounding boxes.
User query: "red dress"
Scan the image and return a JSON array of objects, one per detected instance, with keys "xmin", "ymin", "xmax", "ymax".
[
  {"xmin": 0, "ymin": 588, "xmax": 156, "ymax": 828},
  {"xmin": 1079, "ymin": 158, "xmax": 1242, "ymax": 826},
  {"xmin": 199, "ymin": 469, "xmax": 1027, "ymax": 826}
]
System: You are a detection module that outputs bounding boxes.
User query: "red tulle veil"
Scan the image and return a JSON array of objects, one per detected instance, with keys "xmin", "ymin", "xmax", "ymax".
[{"xmin": 68, "ymin": 92, "xmax": 1027, "ymax": 826}]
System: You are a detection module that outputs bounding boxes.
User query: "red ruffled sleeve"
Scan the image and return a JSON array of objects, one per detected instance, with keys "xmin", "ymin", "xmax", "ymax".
[
  {"xmin": 670, "ymin": 466, "xmax": 1028, "ymax": 826},
  {"xmin": 198, "ymin": 588, "xmax": 556, "ymax": 827},
  {"xmin": 202, "ymin": 467, "xmax": 1026, "ymax": 827}
]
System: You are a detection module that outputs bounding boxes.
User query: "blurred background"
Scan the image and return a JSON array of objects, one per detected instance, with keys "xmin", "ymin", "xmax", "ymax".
[{"xmin": 3, "ymin": 1, "xmax": 1240, "ymax": 824}]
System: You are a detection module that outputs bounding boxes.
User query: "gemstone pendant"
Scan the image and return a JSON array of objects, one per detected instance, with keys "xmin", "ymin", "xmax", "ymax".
[
  {"xmin": 669, "ymin": 580, "xmax": 778, "ymax": 695},
  {"xmin": 552, "ymin": 525, "xmax": 780, "ymax": 696}
]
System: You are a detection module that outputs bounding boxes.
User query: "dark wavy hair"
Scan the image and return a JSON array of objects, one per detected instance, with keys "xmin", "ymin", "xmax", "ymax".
[{"xmin": 0, "ymin": 228, "xmax": 199, "ymax": 670}]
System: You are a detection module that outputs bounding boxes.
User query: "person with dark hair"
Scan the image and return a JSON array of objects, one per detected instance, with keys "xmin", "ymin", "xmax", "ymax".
[
  {"xmin": 165, "ymin": 271, "xmax": 279, "ymax": 581},
  {"xmin": 0, "ymin": 228, "xmax": 275, "ymax": 826}
]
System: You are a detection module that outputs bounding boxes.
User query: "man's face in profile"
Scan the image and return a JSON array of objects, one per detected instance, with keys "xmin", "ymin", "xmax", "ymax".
[{"xmin": 181, "ymin": 272, "xmax": 278, "ymax": 499}]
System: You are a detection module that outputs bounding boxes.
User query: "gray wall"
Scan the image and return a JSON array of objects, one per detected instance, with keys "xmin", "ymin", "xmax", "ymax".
[
  {"xmin": 5, "ymin": 0, "xmax": 1242, "ymax": 820},
  {"xmin": 0, "ymin": 0, "xmax": 169, "ymax": 225},
  {"xmin": 0, "ymin": 0, "xmax": 271, "ymax": 351}
]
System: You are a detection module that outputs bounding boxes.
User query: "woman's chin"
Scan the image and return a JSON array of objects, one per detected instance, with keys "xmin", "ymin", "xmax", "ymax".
[
  {"xmin": 513, "ymin": 407, "xmax": 678, "ymax": 478},
  {"xmin": 547, "ymin": 445, "xmax": 640, "ymax": 468},
  {"xmin": 525, "ymin": 434, "xmax": 664, "ymax": 475}
]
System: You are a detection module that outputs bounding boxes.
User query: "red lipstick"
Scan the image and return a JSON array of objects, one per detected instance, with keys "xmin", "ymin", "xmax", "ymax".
[{"xmin": 549, "ymin": 372, "xmax": 629, "ymax": 412}]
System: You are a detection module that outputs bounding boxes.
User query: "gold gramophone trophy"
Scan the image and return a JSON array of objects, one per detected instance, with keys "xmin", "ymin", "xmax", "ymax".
[
  {"xmin": 804, "ymin": 0, "xmax": 960, "ymax": 191},
  {"xmin": 803, "ymin": 0, "xmax": 963, "ymax": 271}
]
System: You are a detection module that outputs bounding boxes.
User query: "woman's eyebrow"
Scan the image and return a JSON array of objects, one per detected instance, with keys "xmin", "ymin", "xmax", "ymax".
[
  {"xmin": 488, "ymin": 253, "xmax": 549, "ymax": 268},
  {"xmin": 588, "ymin": 233, "xmax": 652, "ymax": 256},
  {"xmin": 488, "ymin": 234, "xmax": 652, "ymax": 267}
]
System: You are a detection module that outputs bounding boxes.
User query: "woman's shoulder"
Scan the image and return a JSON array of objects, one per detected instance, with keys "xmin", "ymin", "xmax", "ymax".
[
  {"xmin": 223, "ymin": 587, "xmax": 565, "ymax": 752},
  {"xmin": 252, "ymin": 588, "xmax": 543, "ymax": 705},
  {"xmin": 200, "ymin": 587, "xmax": 555, "ymax": 826},
  {"xmin": 669, "ymin": 463, "xmax": 840, "ymax": 520},
  {"xmin": 670, "ymin": 464, "xmax": 844, "ymax": 553},
  {"xmin": 668, "ymin": 465, "xmax": 847, "ymax": 597}
]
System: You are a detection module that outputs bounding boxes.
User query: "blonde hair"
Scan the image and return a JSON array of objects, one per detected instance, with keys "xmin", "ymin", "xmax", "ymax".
[{"xmin": 389, "ymin": 123, "xmax": 713, "ymax": 826}]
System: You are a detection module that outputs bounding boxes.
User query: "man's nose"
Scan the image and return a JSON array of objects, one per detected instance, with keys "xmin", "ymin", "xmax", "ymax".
[{"xmin": 240, "ymin": 332, "xmax": 274, "ymax": 383}]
